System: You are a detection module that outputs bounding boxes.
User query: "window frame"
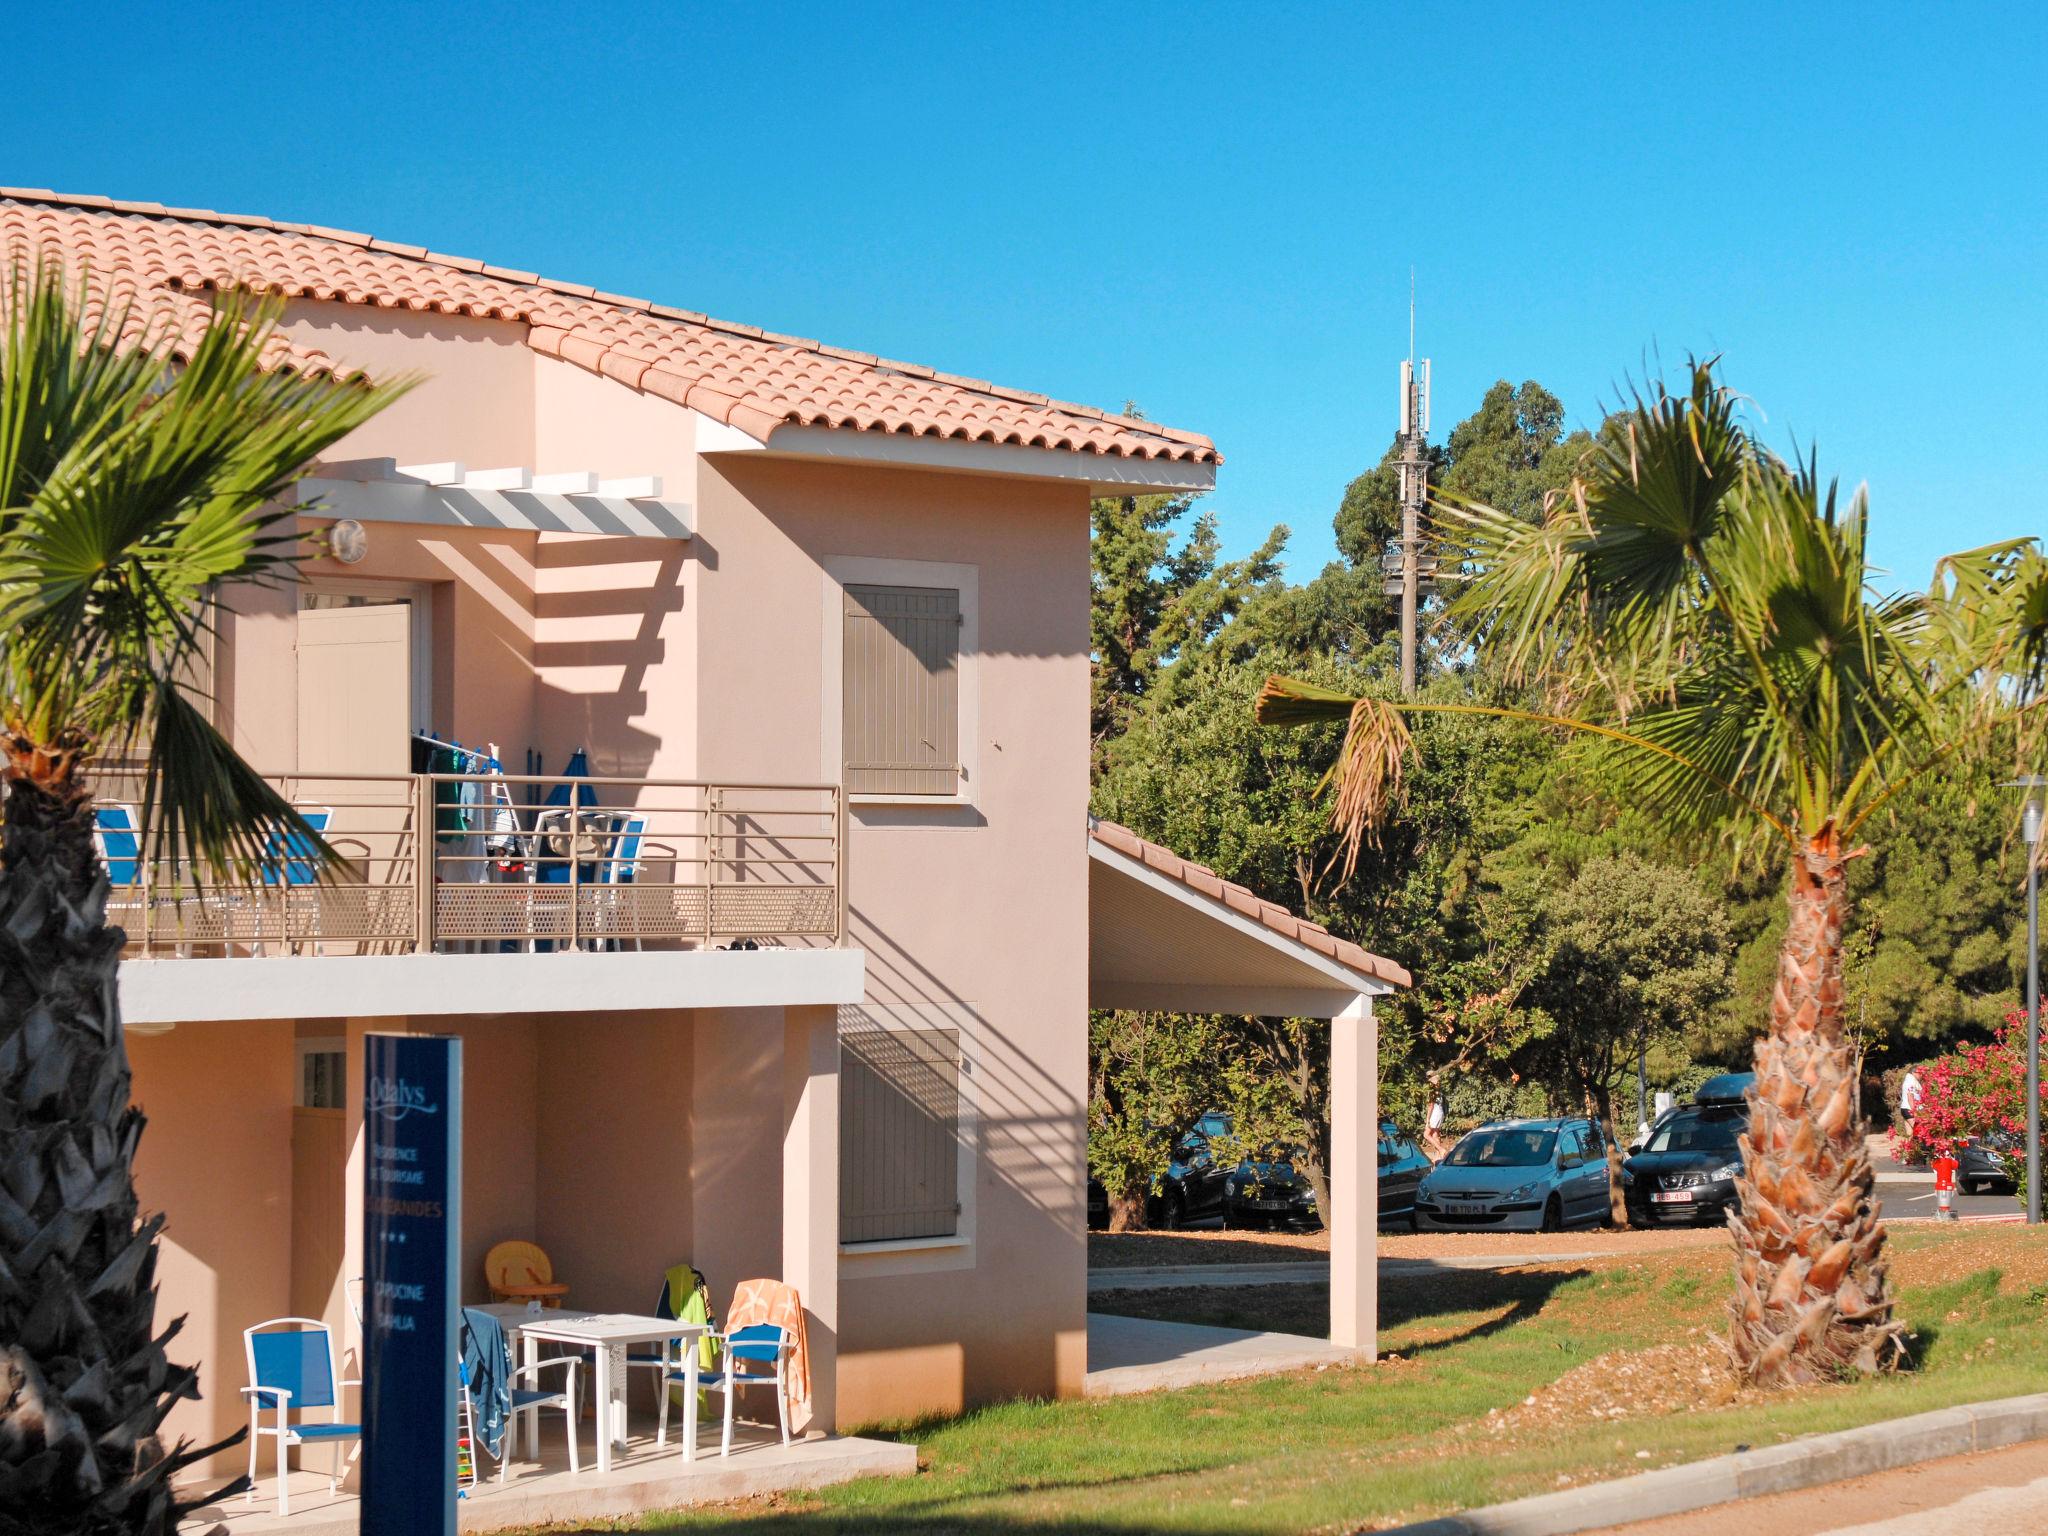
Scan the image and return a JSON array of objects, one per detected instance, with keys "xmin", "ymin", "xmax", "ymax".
[
  {"xmin": 837, "ymin": 1001, "xmax": 980, "ymax": 1274},
  {"xmin": 821, "ymin": 557, "xmax": 979, "ymax": 809},
  {"xmin": 294, "ymin": 1034, "xmax": 347, "ymax": 1110}
]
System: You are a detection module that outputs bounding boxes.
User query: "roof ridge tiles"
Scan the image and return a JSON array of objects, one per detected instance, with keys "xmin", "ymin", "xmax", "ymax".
[{"xmin": 1, "ymin": 187, "xmax": 1221, "ymax": 464}]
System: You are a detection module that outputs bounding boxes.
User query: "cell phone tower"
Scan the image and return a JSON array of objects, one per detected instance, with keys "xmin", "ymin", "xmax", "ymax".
[{"xmin": 1380, "ymin": 280, "xmax": 1435, "ymax": 694}]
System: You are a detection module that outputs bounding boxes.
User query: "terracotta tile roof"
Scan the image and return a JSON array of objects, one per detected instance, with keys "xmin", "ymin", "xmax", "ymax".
[
  {"xmin": 0, "ymin": 188, "xmax": 1218, "ymax": 466},
  {"xmin": 1089, "ymin": 818, "xmax": 1410, "ymax": 990}
]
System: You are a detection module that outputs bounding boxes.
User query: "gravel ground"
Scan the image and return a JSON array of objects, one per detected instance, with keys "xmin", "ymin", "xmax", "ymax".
[{"xmin": 1089, "ymin": 1224, "xmax": 1729, "ymax": 1269}]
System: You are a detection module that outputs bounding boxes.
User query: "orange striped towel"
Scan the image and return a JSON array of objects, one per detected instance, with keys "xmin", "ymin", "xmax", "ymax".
[{"xmin": 725, "ymin": 1277, "xmax": 811, "ymax": 1432}]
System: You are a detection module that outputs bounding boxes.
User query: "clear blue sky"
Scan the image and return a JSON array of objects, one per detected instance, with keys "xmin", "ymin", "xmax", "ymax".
[{"xmin": 9, "ymin": 3, "xmax": 2043, "ymax": 587}]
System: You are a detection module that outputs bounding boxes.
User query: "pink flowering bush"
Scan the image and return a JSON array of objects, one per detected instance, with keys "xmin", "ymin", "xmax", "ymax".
[{"xmin": 1889, "ymin": 1010, "xmax": 2045, "ymax": 1184}]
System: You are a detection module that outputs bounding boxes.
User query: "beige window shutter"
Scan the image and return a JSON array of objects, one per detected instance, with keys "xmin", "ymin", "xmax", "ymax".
[
  {"xmin": 839, "ymin": 1026, "xmax": 962, "ymax": 1244},
  {"xmin": 843, "ymin": 584, "xmax": 960, "ymax": 795}
]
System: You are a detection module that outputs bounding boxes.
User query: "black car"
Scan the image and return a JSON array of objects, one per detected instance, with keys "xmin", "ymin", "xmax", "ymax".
[
  {"xmin": 1151, "ymin": 1110, "xmax": 1236, "ymax": 1228},
  {"xmin": 1376, "ymin": 1124, "xmax": 1432, "ymax": 1227},
  {"xmin": 1219, "ymin": 1121, "xmax": 1432, "ymax": 1230},
  {"xmin": 1221, "ymin": 1143, "xmax": 1313, "ymax": 1228},
  {"xmin": 1622, "ymin": 1073, "xmax": 1753, "ymax": 1227},
  {"xmin": 1958, "ymin": 1129, "xmax": 2020, "ymax": 1195}
]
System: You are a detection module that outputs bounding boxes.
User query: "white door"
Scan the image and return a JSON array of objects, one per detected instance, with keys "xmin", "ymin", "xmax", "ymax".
[
  {"xmin": 296, "ymin": 599, "xmax": 413, "ymax": 776},
  {"xmin": 296, "ymin": 597, "xmax": 417, "ymax": 901}
]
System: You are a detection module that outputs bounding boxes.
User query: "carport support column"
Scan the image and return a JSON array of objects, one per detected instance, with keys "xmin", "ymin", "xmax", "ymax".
[
  {"xmin": 783, "ymin": 1004, "xmax": 839, "ymax": 1433},
  {"xmin": 1328, "ymin": 994, "xmax": 1377, "ymax": 1358}
]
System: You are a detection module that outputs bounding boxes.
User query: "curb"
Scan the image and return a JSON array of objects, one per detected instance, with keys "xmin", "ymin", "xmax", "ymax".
[{"xmin": 1378, "ymin": 1391, "xmax": 2048, "ymax": 1535}]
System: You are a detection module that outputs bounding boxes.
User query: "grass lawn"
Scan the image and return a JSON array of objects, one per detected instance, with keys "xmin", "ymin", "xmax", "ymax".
[{"xmin": 551, "ymin": 1226, "xmax": 2048, "ymax": 1535}]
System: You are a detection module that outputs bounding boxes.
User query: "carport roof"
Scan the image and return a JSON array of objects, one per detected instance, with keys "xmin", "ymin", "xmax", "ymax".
[{"xmin": 1088, "ymin": 818, "xmax": 1408, "ymax": 1018}]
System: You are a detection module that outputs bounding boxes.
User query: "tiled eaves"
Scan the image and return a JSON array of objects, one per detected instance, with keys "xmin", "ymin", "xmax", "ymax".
[
  {"xmin": 1089, "ymin": 818, "xmax": 1411, "ymax": 991},
  {"xmin": 0, "ymin": 188, "xmax": 1219, "ymax": 465}
]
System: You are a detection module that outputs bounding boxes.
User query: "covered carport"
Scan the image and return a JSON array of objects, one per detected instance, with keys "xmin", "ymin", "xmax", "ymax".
[{"xmin": 1086, "ymin": 818, "xmax": 1409, "ymax": 1359}]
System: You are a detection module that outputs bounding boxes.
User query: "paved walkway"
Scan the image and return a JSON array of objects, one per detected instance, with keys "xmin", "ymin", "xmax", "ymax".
[
  {"xmin": 1594, "ymin": 1438, "xmax": 2048, "ymax": 1535},
  {"xmin": 192, "ymin": 1425, "xmax": 914, "ymax": 1534},
  {"xmin": 1082, "ymin": 1313, "xmax": 1358, "ymax": 1396},
  {"xmin": 1087, "ymin": 1251, "xmax": 1629, "ymax": 1293}
]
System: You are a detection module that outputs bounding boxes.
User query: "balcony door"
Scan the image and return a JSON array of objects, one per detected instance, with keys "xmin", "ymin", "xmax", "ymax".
[
  {"xmin": 296, "ymin": 586, "xmax": 426, "ymax": 905},
  {"xmin": 297, "ymin": 587, "xmax": 422, "ymax": 774}
]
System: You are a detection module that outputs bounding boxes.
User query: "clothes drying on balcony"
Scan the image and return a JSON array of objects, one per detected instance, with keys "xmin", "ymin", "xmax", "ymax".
[{"xmin": 414, "ymin": 734, "xmax": 510, "ymax": 883}]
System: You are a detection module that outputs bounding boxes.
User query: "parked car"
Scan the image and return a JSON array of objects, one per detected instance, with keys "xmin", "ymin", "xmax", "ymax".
[
  {"xmin": 1086, "ymin": 1177, "xmax": 1111, "ymax": 1229},
  {"xmin": 1958, "ymin": 1129, "xmax": 2020, "ymax": 1195},
  {"xmin": 1414, "ymin": 1118, "xmax": 1612, "ymax": 1231},
  {"xmin": 1151, "ymin": 1110, "xmax": 1236, "ymax": 1228},
  {"xmin": 1216, "ymin": 1123, "xmax": 1428, "ymax": 1230},
  {"xmin": 1222, "ymin": 1143, "xmax": 1315, "ymax": 1228},
  {"xmin": 1376, "ymin": 1124, "xmax": 1432, "ymax": 1228},
  {"xmin": 1622, "ymin": 1073, "xmax": 1753, "ymax": 1227}
]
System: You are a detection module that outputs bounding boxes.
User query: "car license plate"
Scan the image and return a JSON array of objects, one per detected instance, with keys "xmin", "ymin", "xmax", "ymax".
[
  {"xmin": 1443, "ymin": 1201, "xmax": 1489, "ymax": 1216},
  {"xmin": 1652, "ymin": 1190, "xmax": 1694, "ymax": 1204}
]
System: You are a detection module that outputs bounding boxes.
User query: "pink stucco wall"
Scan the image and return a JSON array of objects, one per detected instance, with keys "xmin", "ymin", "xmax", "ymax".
[
  {"xmin": 129, "ymin": 1023, "xmax": 296, "ymax": 1470},
  {"xmin": 132, "ymin": 298, "xmax": 1100, "ymax": 1461},
  {"xmin": 693, "ymin": 456, "xmax": 1094, "ymax": 1418}
]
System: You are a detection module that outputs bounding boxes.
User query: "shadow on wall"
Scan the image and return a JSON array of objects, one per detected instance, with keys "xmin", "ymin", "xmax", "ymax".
[
  {"xmin": 853, "ymin": 904, "xmax": 1083, "ymax": 1238},
  {"xmin": 530, "ymin": 538, "xmax": 685, "ymax": 777},
  {"xmin": 838, "ymin": 907, "xmax": 1086, "ymax": 1412}
]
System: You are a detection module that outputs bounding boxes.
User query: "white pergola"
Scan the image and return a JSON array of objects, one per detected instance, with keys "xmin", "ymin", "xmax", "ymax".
[
  {"xmin": 291, "ymin": 457, "xmax": 693, "ymax": 539},
  {"xmin": 1088, "ymin": 821, "xmax": 1402, "ymax": 1359}
]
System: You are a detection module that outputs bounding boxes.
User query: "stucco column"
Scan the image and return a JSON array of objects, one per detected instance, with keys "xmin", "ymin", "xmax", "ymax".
[
  {"xmin": 338, "ymin": 1018, "xmax": 377, "ymax": 1370},
  {"xmin": 1328, "ymin": 994, "xmax": 1377, "ymax": 1357},
  {"xmin": 782, "ymin": 1004, "xmax": 839, "ymax": 1433}
]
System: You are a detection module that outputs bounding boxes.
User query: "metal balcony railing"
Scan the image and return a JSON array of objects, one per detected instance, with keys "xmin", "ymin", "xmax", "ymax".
[{"xmin": 96, "ymin": 771, "xmax": 846, "ymax": 959}]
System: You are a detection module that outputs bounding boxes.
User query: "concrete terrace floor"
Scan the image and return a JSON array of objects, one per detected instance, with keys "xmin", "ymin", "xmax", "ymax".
[
  {"xmin": 1083, "ymin": 1312, "xmax": 1359, "ymax": 1396},
  {"xmin": 184, "ymin": 1422, "xmax": 915, "ymax": 1534}
]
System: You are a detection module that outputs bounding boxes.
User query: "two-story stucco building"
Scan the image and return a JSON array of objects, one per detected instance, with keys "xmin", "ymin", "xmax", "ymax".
[{"xmin": 4, "ymin": 186, "xmax": 1405, "ymax": 1524}]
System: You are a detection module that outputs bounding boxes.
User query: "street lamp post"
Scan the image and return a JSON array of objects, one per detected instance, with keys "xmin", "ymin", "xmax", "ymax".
[{"xmin": 2010, "ymin": 777, "xmax": 2045, "ymax": 1226}]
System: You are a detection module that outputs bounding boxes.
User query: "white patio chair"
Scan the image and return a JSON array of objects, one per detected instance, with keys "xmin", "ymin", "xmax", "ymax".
[
  {"xmin": 241, "ymin": 1317, "xmax": 361, "ymax": 1516},
  {"xmin": 658, "ymin": 1323, "xmax": 793, "ymax": 1457}
]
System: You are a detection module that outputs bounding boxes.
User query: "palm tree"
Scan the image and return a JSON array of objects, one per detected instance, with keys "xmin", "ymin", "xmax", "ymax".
[
  {"xmin": 0, "ymin": 264, "xmax": 408, "ymax": 1532},
  {"xmin": 1258, "ymin": 362, "xmax": 2047, "ymax": 1386}
]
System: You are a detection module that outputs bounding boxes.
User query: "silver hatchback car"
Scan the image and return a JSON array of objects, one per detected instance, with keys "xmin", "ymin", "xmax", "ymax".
[{"xmin": 1414, "ymin": 1118, "xmax": 1612, "ymax": 1232}]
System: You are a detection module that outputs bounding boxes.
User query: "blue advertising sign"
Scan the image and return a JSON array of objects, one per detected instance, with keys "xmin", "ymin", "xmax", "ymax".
[{"xmin": 361, "ymin": 1034, "xmax": 461, "ymax": 1536}]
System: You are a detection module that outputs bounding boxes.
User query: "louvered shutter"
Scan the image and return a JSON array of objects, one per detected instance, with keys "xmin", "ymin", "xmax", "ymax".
[
  {"xmin": 843, "ymin": 584, "xmax": 960, "ymax": 795},
  {"xmin": 839, "ymin": 1026, "xmax": 962, "ymax": 1242}
]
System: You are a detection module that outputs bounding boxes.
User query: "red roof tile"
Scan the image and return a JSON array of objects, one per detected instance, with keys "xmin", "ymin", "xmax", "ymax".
[
  {"xmin": 1089, "ymin": 818, "xmax": 1410, "ymax": 990},
  {"xmin": 0, "ymin": 189, "xmax": 1219, "ymax": 467}
]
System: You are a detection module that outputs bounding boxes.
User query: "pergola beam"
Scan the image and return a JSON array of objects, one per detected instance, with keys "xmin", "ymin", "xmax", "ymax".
[{"xmin": 297, "ymin": 458, "xmax": 689, "ymax": 539}]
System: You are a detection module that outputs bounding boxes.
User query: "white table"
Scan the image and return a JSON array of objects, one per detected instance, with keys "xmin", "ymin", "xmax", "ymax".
[{"xmin": 480, "ymin": 1305, "xmax": 707, "ymax": 1475}]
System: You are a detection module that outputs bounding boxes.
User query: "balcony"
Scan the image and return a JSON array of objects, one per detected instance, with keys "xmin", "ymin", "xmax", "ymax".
[
  {"xmin": 98, "ymin": 771, "xmax": 845, "ymax": 958},
  {"xmin": 102, "ymin": 771, "xmax": 861, "ymax": 1027}
]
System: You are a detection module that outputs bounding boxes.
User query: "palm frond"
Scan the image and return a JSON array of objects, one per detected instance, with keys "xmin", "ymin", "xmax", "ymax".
[
  {"xmin": 138, "ymin": 684, "xmax": 327, "ymax": 883},
  {"xmin": 1258, "ymin": 676, "xmax": 1800, "ymax": 867},
  {"xmin": 0, "ymin": 265, "xmax": 417, "ymax": 873}
]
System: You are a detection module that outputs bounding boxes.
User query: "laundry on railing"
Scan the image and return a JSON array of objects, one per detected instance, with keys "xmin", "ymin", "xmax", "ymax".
[{"xmin": 414, "ymin": 732, "xmax": 506, "ymax": 880}]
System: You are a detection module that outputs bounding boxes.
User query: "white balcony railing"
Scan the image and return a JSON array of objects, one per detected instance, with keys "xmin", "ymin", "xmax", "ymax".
[{"xmin": 97, "ymin": 771, "xmax": 846, "ymax": 959}]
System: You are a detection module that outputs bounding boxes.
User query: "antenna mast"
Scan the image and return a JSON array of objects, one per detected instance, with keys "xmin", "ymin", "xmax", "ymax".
[{"xmin": 1382, "ymin": 276, "xmax": 1434, "ymax": 693}]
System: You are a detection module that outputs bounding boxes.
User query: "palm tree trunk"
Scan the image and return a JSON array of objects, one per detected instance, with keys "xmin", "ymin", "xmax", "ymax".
[
  {"xmin": 0, "ymin": 731, "xmax": 240, "ymax": 1532},
  {"xmin": 1728, "ymin": 827, "xmax": 1906, "ymax": 1385}
]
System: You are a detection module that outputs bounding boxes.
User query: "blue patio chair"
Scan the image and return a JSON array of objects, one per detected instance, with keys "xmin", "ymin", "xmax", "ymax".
[
  {"xmin": 597, "ymin": 814, "xmax": 652, "ymax": 951},
  {"xmin": 93, "ymin": 804, "xmax": 140, "ymax": 887},
  {"xmin": 634, "ymin": 1265, "xmax": 716, "ymax": 1414},
  {"xmin": 260, "ymin": 807, "xmax": 334, "ymax": 887},
  {"xmin": 459, "ymin": 1305, "xmax": 580, "ymax": 1481},
  {"xmin": 661, "ymin": 1323, "xmax": 793, "ymax": 1457},
  {"xmin": 241, "ymin": 1317, "xmax": 361, "ymax": 1516}
]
